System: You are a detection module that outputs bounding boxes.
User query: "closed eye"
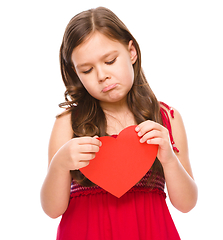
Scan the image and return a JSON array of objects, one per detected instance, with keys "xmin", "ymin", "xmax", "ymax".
[
  {"xmin": 82, "ymin": 67, "xmax": 93, "ymax": 74},
  {"xmin": 105, "ymin": 58, "xmax": 117, "ymax": 65},
  {"xmin": 82, "ymin": 58, "xmax": 116, "ymax": 74}
]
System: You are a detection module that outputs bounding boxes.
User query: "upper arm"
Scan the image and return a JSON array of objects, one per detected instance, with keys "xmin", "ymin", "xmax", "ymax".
[
  {"xmin": 48, "ymin": 111, "xmax": 74, "ymax": 166},
  {"xmin": 167, "ymin": 107, "xmax": 194, "ymax": 179}
]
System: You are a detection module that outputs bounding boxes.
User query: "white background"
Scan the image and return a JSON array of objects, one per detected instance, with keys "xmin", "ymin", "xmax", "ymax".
[{"xmin": 1, "ymin": 0, "xmax": 222, "ymax": 239}]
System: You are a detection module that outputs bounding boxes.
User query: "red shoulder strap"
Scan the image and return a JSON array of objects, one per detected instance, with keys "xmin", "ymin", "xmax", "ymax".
[{"xmin": 160, "ymin": 102, "xmax": 179, "ymax": 153}]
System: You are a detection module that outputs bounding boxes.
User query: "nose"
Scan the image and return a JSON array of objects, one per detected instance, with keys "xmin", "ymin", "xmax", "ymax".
[{"xmin": 97, "ymin": 66, "xmax": 109, "ymax": 82}]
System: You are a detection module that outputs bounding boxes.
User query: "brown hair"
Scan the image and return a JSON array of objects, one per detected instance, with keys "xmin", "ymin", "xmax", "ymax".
[{"xmin": 59, "ymin": 7, "xmax": 164, "ymax": 186}]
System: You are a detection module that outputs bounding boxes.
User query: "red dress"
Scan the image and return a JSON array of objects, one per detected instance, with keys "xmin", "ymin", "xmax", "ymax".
[{"xmin": 56, "ymin": 103, "xmax": 181, "ymax": 240}]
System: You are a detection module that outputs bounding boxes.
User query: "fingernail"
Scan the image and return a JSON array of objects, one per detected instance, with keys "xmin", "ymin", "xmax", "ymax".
[
  {"xmin": 138, "ymin": 131, "xmax": 142, "ymax": 137},
  {"xmin": 135, "ymin": 126, "xmax": 140, "ymax": 132}
]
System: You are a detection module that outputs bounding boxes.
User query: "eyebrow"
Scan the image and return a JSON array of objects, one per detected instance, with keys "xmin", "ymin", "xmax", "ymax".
[{"xmin": 76, "ymin": 50, "xmax": 118, "ymax": 69}]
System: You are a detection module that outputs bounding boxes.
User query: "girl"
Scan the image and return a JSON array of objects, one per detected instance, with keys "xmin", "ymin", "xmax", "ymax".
[{"xmin": 41, "ymin": 7, "xmax": 198, "ymax": 240}]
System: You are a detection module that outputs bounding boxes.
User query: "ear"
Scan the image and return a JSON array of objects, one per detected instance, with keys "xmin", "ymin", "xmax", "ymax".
[{"xmin": 128, "ymin": 40, "xmax": 138, "ymax": 64}]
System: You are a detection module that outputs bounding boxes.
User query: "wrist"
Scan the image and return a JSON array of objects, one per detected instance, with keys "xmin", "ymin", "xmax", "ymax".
[
  {"xmin": 49, "ymin": 152, "xmax": 70, "ymax": 174},
  {"xmin": 161, "ymin": 154, "xmax": 179, "ymax": 171}
]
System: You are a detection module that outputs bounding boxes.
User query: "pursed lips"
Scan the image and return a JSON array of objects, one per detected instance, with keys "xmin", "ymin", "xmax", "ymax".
[{"xmin": 102, "ymin": 83, "xmax": 118, "ymax": 93}]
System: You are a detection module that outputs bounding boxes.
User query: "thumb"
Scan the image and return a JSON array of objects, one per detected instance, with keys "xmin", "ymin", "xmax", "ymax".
[{"xmin": 93, "ymin": 135, "xmax": 102, "ymax": 147}]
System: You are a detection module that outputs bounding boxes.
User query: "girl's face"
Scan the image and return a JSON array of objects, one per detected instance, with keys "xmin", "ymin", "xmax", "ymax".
[{"xmin": 71, "ymin": 32, "xmax": 137, "ymax": 106}]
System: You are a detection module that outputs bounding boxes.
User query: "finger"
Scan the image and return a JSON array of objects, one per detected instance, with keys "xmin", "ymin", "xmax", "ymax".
[
  {"xmin": 136, "ymin": 121, "xmax": 162, "ymax": 137},
  {"xmin": 79, "ymin": 152, "xmax": 96, "ymax": 161},
  {"xmin": 135, "ymin": 120, "xmax": 155, "ymax": 134},
  {"xmin": 146, "ymin": 138, "xmax": 162, "ymax": 145},
  {"xmin": 76, "ymin": 161, "xmax": 90, "ymax": 170},
  {"xmin": 139, "ymin": 130, "xmax": 162, "ymax": 143},
  {"xmin": 135, "ymin": 120, "xmax": 156, "ymax": 129},
  {"xmin": 137, "ymin": 124, "xmax": 157, "ymax": 137},
  {"xmin": 79, "ymin": 144, "xmax": 100, "ymax": 153},
  {"xmin": 77, "ymin": 137, "xmax": 102, "ymax": 147},
  {"xmin": 93, "ymin": 136, "xmax": 102, "ymax": 146}
]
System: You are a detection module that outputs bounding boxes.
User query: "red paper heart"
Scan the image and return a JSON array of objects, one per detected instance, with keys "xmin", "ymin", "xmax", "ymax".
[{"xmin": 80, "ymin": 125, "xmax": 158, "ymax": 198}]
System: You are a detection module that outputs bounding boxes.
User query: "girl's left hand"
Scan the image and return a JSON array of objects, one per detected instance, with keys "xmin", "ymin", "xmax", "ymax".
[{"xmin": 135, "ymin": 120, "xmax": 176, "ymax": 166}]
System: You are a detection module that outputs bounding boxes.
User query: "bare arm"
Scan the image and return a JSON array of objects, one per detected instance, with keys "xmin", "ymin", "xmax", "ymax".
[
  {"xmin": 163, "ymin": 108, "xmax": 198, "ymax": 213},
  {"xmin": 135, "ymin": 108, "xmax": 198, "ymax": 213},
  {"xmin": 41, "ymin": 113, "xmax": 73, "ymax": 219},
  {"xmin": 40, "ymin": 112, "xmax": 101, "ymax": 218}
]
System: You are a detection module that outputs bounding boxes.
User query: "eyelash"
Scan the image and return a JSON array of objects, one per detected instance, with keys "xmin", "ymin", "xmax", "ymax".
[
  {"xmin": 83, "ymin": 68, "xmax": 93, "ymax": 74},
  {"xmin": 82, "ymin": 58, "xmax": 117, "ymax": 74},
  {"xmin": 105, "ymin": 58, "xmax": 117, "ymax": 65}
]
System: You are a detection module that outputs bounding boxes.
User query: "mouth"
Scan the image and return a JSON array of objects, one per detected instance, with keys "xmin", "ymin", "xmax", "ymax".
[{"xmin": 102, "ymin": 83, "xmax": 118, "ymax": 93}]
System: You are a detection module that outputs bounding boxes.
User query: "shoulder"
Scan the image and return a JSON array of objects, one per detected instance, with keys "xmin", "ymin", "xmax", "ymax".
[
  {"xmin": 48, "ymin": 110, "xmax": 74, "ymax": 164},
  {"xmin": 162, "ymin": 105, "xmax": 187, "ymax": 144},
  {"xmin": 160, "ymin": 102, "xmax": 184, "ymax": 130},
  {"xmin": 160, "ymin": 102, "xmax": 194, "ymax": 178},
  {"xmin": 54, "ymin": 110, "xmax": 74, "ymax": 137},
  {"xmin": 55, "ymin": 109, "xmax": 73, "ymax": 125},
  {"xmin": 169, "ymin": 107, "xmax": 189, "ymax": 156},
  {"xmin": 160, "ymin": 102, "xmax": 187, "ymax": 147}
]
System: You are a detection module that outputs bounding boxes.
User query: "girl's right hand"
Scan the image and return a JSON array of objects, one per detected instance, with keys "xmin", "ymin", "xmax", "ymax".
[{"xmin": 52, "ymin": 136, "xmax": 102, "ymax": 171}]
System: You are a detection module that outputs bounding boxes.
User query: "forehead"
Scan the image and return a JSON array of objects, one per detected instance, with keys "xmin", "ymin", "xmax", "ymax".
[{"xmin": 71, "ymin": 32, "xmax": 127, "ymax": 66}]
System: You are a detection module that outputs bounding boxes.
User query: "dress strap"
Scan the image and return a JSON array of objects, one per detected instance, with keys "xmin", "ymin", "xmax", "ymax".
[{"xmin": 160, "ymin": 102, "xmax": 179, "ymax": 153}]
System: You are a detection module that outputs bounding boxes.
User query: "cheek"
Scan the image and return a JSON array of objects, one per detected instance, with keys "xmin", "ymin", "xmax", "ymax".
[
  {"xmin": 79, "ymin": 76, "xmax": 99, "ymax": 97},
  {"xmin": 114, "ymin": 57, "xmax": 133, "ymax": 80},
  {"xmin": 129, "ymin": 65, "xmax": 135, "ymax": 82},
  {"xmin": 77, "ymin": 73, "xmax": 91, "ymax": 87},
  {"xmin": 79, "ymin": 78, "xmax": 88, "ymax": 89},
  {"xmin": 123, "ymin": 62, "xmax": 135, "ymax": 85},
  {"xmin": 78, "ymin": 76, "xmax": 92, "ymax": 90},
  {"xmin": 123, "ymin": 56, "xmax": 134, "ymax": 78}
]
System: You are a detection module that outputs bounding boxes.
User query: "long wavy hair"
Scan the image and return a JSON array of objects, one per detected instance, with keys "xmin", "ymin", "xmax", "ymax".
[{"xmin": 59, "ymin": 7, "xmax": 164, "ymax": 186}]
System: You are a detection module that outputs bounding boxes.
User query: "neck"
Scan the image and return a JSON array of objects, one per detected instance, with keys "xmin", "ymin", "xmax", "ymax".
[
  {"xmin": 99, "ymin": 97, "xmax": 129, "ymax": 115},
  {"xmin": 100, "ymin": 98, "xmax": 137, "ymax": 135}
]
